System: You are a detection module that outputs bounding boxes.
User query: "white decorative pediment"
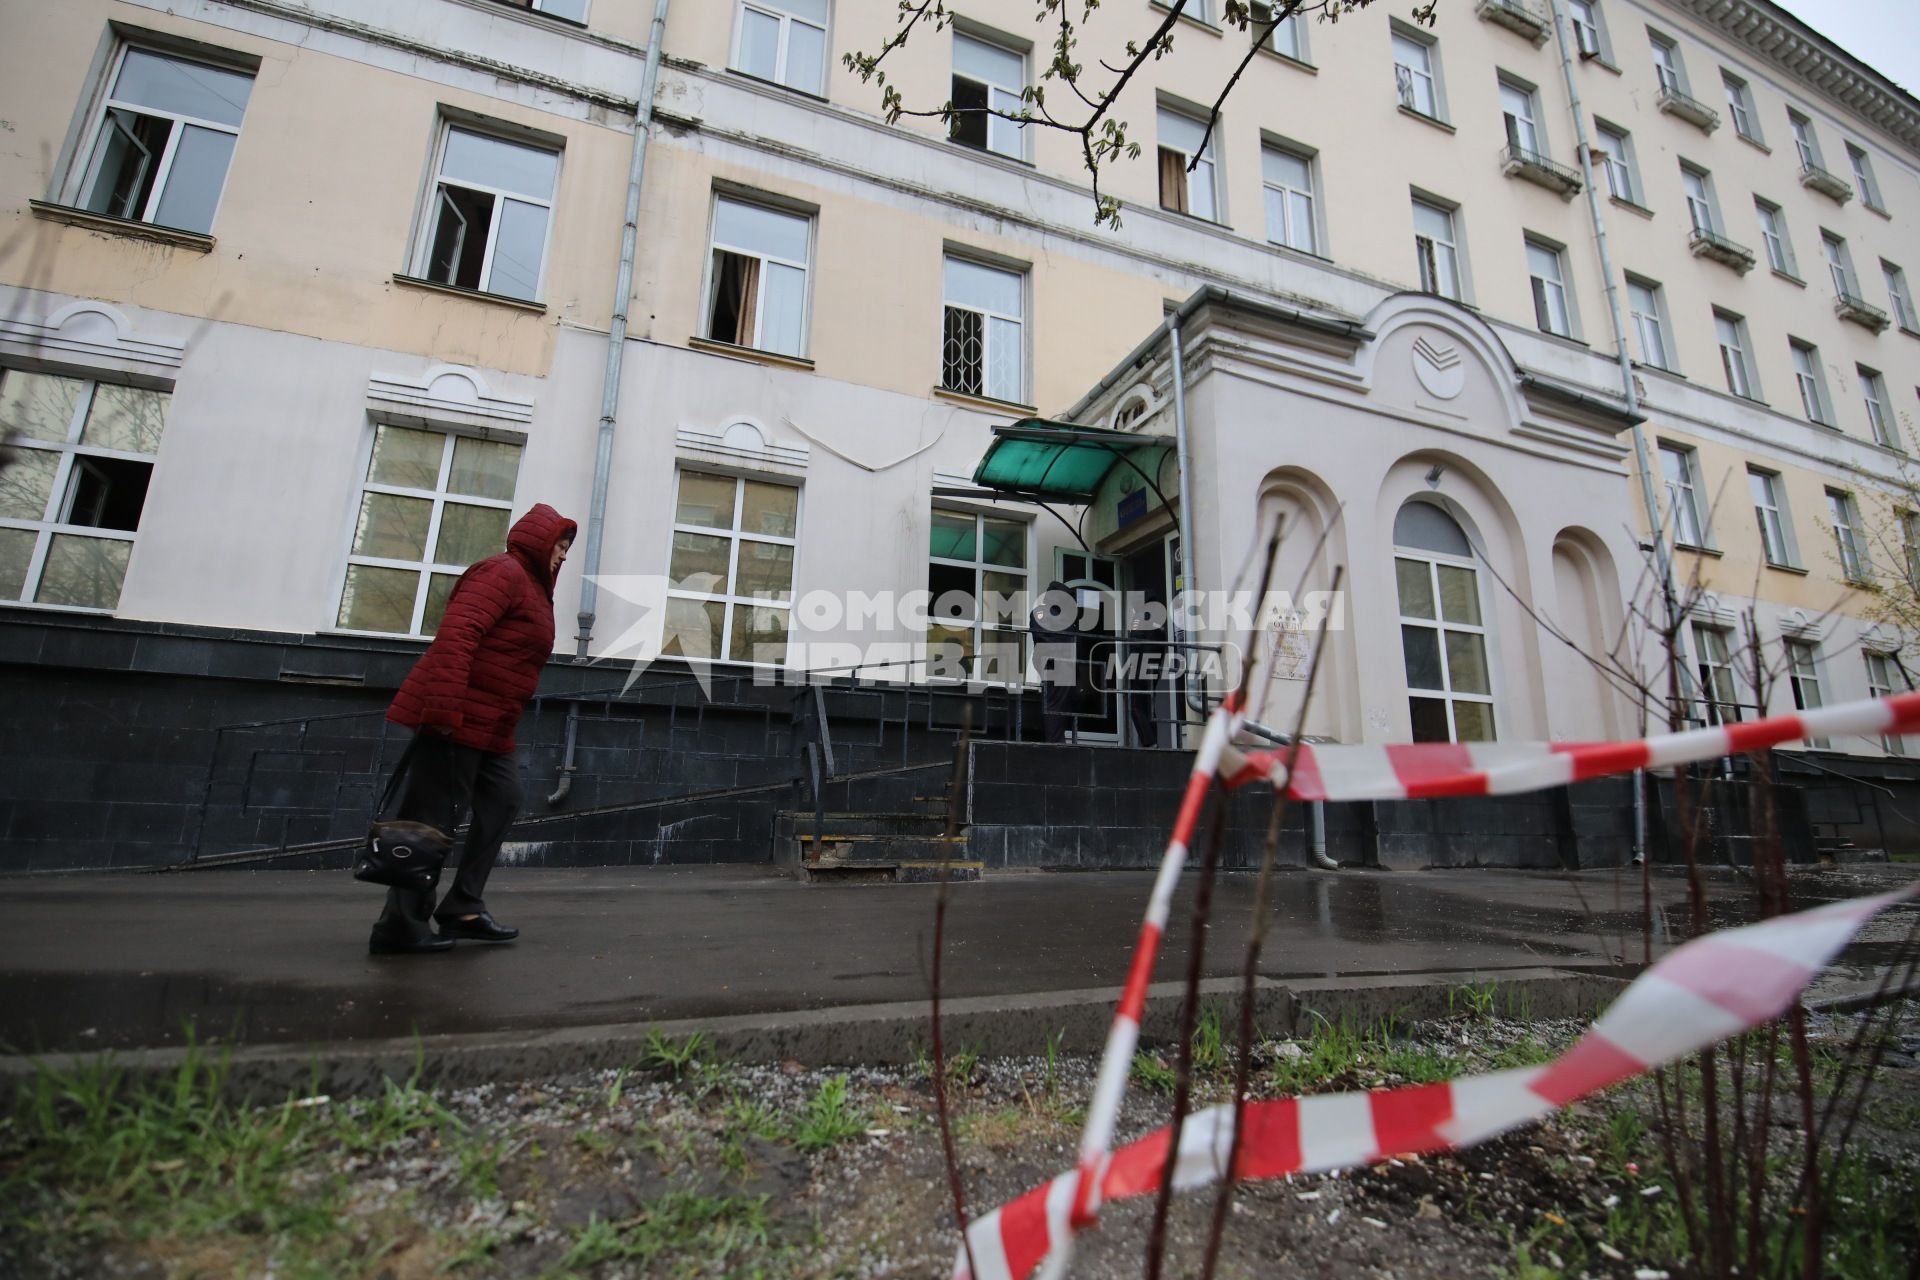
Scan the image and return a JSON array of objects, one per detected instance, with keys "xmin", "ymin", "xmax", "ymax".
[
  {"xmin": 1779, "ymin": 608, "xmax": 1828, "ymax": 642},
  {"xmin": 0, "ymin": 301, "xmax": 185, "ymax": 379},
  {"xmin": 366, "ymin": 364, "xmax": 533, "ymax": 431},
  {"xmin": 932, "ymin": 470, "xmax": 975, "ymax": 489},
  {"xmin": 1861, "ymin": 623, "xmax": 1903, "ymax": 655},
  {"xmin": 676, "ymin": 418, "xmax": 808, "ymax": 476},
  {"xmin": 1689, "ymin": 592, "xmax": 1740, "ymax": 628}
]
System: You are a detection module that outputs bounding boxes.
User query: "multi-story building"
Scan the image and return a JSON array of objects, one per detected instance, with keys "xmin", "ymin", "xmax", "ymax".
[{"xmin": 2, "ymin": 0, "xmax": 1917, "ymax": 870}]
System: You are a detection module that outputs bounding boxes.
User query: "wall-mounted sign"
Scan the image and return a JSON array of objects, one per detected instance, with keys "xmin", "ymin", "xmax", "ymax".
[{"xmin": 1117, "ymin": 488, "xmax": 1148, "ymax": 528}]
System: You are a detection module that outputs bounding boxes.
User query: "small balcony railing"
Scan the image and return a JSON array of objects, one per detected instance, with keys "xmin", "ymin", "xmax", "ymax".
[
  {"xmin": 1688, "ymin": 227, "xmax": 1757, "ymax": 274},
  {"xmin": 1835, "ymin": 291, "xmax": 1892, "ymax": 333},
  {"xmin": 1500, "ymin": 143, "xmax": 1582, "ymax": 198},
  {"xmin": 1475, "ymin": 0, "xmax": 1549, "ymax": 46},
  {"xmin": 1799, "ymin": 163, "xmax": 1853, "ymax": 203},
  {"xmin": 1657, "ymin": 86, "xmax": 1721, "ymax": 133}
]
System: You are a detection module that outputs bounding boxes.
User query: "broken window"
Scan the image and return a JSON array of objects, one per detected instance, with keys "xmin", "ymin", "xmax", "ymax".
[
  {"xmin": 705, "ymin": 196, "xmax": 811, "ymax": 356},
  {"xmin": 336, "ymin": 425, "xmax": 523, "ymax": 636},
  {"xmin": 1156, "ymin": 106, "xmax": 1217, "ymax": 220},
  {"xmin": 950, "ymin": 33, "xmax": 1026, "ymax": 158},
  {"xmin": 418, "ymin": 125, "xmax": 559, "ymax": 302},
  {"xmin": 1412, "ymin": 197, "xmax": 1461, "ymax": 300},
  {"xmin": 75, "ymin": 46, "xmax": 254, "ymax": 234},
  {"xmin": 0, "ymin": 371, "xmax": 169, "ymax": 610},
  {"xmin": 941, "ymin": 256, "xmax": 1024, "ymax": 403}
]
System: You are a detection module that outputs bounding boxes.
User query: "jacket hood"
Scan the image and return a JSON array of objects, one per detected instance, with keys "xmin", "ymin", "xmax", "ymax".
[{"xmin": 506, "ymin": 503, "xmax": 578, "ymax": 595}]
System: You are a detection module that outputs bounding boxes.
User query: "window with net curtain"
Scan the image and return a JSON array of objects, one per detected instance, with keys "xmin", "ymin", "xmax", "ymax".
[
  {"xmin": 705, "ymin": 196, "xmax": 811, "ymax": 357},
  {"xmin": 1393, "ymin": 501, "xmax": 1494, "ymax": 743}
]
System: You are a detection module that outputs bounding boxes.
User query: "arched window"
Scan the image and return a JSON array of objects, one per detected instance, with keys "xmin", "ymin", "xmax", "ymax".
[
  {"xmin": 1393, "ymin": 501, "xmax": 1494, "ymax": 742},
  {"xmin": 1113, "ymin": 395, "xmax": 1149, "ymax": 430}
]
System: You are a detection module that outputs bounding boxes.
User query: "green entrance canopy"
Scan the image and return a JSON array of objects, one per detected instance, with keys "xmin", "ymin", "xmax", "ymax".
[{"xmin": 969, "ymin": 418, "xmax": 1175, "ymax": 503}]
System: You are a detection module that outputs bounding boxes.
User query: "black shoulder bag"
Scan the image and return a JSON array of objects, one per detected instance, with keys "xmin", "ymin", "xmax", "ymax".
[{"xmin": 353, "ymin": 740, "xmax": 452, "ymax": 893}]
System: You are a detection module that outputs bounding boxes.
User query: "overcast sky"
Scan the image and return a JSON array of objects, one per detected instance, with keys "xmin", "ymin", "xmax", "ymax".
[{"xmin": 1766, "ymin": 0, "xmax": 1919, "ymax": 95}]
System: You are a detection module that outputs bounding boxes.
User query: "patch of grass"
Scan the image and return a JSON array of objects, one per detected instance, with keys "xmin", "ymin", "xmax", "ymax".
[
  {"xmin": 453, "ymin": 1136, "xmax": 506, "ymax": 1200},
  {"xmin": 1130, "ymin": 1051, "xmax": 1178, "ymax": 1095},
  {"xmin": 561, "ymin": 1192, "xmax": 772, "ymax": 1272},
  {"xmin": 790, "ymin": 1074, "xmax": 865, "ymax": 1152},
  {"xmin": 1267, "ymin": 1019, "xmax": 1365, "ymax": 1097},
  {"xmin": 720, "ymin": 1091, "xmax": 785, "ymax": 1142},
  {"xmin": 957, "ymin": 1106, "xmax": 1028, "ymax": 1150},
  {"xmin": 1452, "ymin": 982, "xmax": 1498, "ymax": 1022},
  {"xmin": 1486, "ymin": 1034, "xmax": 1556, "ymax": 1071},
  {"xmin": 640, "ymin": 1030, "xmax": 711, "ymax": 1081}
]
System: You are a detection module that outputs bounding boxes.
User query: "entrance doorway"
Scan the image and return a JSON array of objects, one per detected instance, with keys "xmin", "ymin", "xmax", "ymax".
[
  {"xmin": 1056, "ymin": 550, "xmax": 1120, "ymax": 741},
  {"xmin": 1121, "ymin": 539, "xmax": 1174, "ymax": 748}
]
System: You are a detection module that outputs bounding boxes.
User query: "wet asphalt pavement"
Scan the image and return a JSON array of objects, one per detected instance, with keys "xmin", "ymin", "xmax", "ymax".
[{"xmin": 1, "ymin": 864, "xmax": 1912, "ymax": 1054}]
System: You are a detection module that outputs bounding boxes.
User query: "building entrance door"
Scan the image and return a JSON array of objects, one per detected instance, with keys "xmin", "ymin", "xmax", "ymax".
[{"xmin": 1055, "ymin": 550, "xmax": 1120, "ymax": 742}]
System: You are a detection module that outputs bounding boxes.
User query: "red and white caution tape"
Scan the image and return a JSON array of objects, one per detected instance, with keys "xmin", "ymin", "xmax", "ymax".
[
  {"xmin": 953, "ymin": 687, "xmax": 1920, "ymax": 1280},
  {"xmin": 1221, "ymin": 691, "xmax": 1920, "ymax": 801},
  {"xmin": 956, "ymin": 884, "xmax": 1917, "ymax": 1280}
]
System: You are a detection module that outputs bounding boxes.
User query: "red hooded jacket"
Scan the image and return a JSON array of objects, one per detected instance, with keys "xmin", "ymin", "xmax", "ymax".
[{"xmin": 387, "ymin": 503, "xmax": 578, "ymax": 754}]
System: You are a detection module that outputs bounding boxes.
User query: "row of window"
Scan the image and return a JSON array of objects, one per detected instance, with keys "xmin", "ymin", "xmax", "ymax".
[{"xmin": 1657, "ymin": 440, "xmax": 1903, "ymax": 598}]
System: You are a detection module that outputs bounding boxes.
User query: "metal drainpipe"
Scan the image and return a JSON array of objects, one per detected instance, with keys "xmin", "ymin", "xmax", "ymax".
[
  {"xmin": 1309, "ymin": 799, "xmax": 1338, "ymax": 869},
  {"xmin": 1168, "ymin": 311, "xmax": 1205, "ymax": 728},
  {"xmin": 575, "ymin": 0, "xmax": 673, "ymax": 657},
  {"xmin": 1548, "ymin": 0, "xmax": 1689, "ymax": 861}
]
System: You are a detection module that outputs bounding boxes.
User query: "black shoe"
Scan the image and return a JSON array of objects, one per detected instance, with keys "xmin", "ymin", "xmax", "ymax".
[
  {"xmin": 369, "ymin": 931, "xmax": 455, "ymax": 955},
  {"xmin": 435, "ymin": 911, "xmax": 519, "ymax": 943}
]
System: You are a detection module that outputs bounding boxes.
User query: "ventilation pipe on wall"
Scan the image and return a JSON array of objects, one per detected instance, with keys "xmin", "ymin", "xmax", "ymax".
[{"xmin": 575, "ymin": 0, "xmax": 673, "ymax": 657}]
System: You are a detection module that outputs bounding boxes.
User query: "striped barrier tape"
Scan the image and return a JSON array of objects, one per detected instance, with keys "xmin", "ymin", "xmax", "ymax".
[
  {"xmin": 1221, "ymin": 691, "xmax": 1920, "ymax": 801},
  {"xmin": 954, "ymin": 687, "xmax": 1920, "ymax": 1280},
  {"xmin": 956, "ymin": 883, "xmax": 1918, "ymax": 1280}
]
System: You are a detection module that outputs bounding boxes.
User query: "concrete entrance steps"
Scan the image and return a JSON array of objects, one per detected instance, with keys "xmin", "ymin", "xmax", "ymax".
[{"xmin": 775, "ymin": 810, "xmax": 980, "ymax": 883}]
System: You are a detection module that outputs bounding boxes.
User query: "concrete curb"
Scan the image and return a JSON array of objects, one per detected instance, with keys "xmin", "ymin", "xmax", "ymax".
[{"xmin": 0, "ymin": 967, "xmax": 1629, "ymax": 1105}]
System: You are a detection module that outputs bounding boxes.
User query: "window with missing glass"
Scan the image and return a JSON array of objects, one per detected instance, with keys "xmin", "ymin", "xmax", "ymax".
[
  {"xmin": 1748, "ymin": 467, "xmax": 1795, "ymax": 567},
  {"xmin": 1790, "ymin": 339, "xmax": 1832, "ymax": 425},
  {"xmin": 1691, "ymin": 623, "xmax": 1741, "ymax": 724},
  {"xmin": 1591, "ymin": 122, "xmax": 1638, "ymax": 204},
  {"xmin": 69, "ymin": 44, "xmax": 254, "ymax": 235},
  {"xmin": 1828, "ymin": 488, "xmax": 1867, "ymax": 582},
  {"xmin": 950, "ymin": 32, "xmax": 1027, "ymax": 159},
  {"xmin": 1754, "ymin": 198, "xmax": 1796, "ymax": 276},
  {"xmin": 1786, "ymin": 639, "xmax": 1828, "ymax": 746},
  {"xmin": 1714, "ymin": 309, "xmax": 1758, "ymax": 400},
  {"xmin": 1722, "ymin": 72, "xmax": 1761, "ymax": 143},
  {"xmin": 1660, "ymin": 442, "xmax": 1707, "ymax": 547},
  {"xmin": 927, "ymin": 509, "xmax": 1028, "ymax": 682},
  {"xmin": 661, "ymin": 472, "xmax": 797, "ymax": 666},
  {"xmin": 1412, "ymin": 197, "xmax": 1462, "ymax": 300},
  {"xmin": 1568, "ymin": 0, "xmax": 1604, "ymax": 57},
  {"xmin": 1866, "ymin": 651, "xmax": 1907, "ymax": 755},
  {"xmin": 1860, "ymin": 366, "xmax": 1897, "ymax": 448},
  {"xmin": 336, "ymin": 425, "xmax": 523, "ymax": 636},
  {"xmin": 1847, "ymin": 144, "xmax": 1884, "ymax": 211},
  {"xmin": 1392, "ymin": 30, "xmax": 1441, "ymax": 119},
  {"xmin": 1627, "ymin": 277, "xmax": 1669, "ymax": 370},
  {"xmin": 704, "ymin": 195, "xmax": 812, "ymax": 357},
  {"xmin": 732, "ymin": 0, "xmax": 829, "ymax": 95},
  {"xmin": 413, "ymin": 123, "xmax": 558, "ymax": 302},
  {"xmin": 1394, "ymin": 502, "xmax": 1493, "ymax": 743},
  {"xmin": 1156, "ymin": 105, "xmax": 1219, "ymax": 220},
  {"xmin": 941, "ymin": 256, "xmax": 1025, "ymax": 403},
  {"xmin": 1883, "ymin": 261, "xmax": 1917, "ymax": 332},
  {"xmin": 0, "ymin": 370, "xmax": 168, "ymax": 611},
  {"xmin": 1251, "ymin": 2, "xmax": 1305, "ymax": 60},
  {"xmin": 1499, "ymin": 79, "xmax": 1542, "ymax": 156},
  {"xmin": 1526, "ymin": 238, "xmax": 1572, "ymax": 337}
]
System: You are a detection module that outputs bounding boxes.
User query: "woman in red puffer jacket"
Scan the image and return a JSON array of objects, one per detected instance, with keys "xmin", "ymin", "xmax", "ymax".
[{"xmin": 370, "ymin": 502, "xmax": 577, "ymax": 955}]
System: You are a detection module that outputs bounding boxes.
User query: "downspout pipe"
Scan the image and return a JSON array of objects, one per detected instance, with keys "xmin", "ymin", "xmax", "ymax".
[
  {"xmin": 575, "ymin": 0, "xmax": 673, "ymax": 657},
  {"xmin": 1308, "ymin": 800, "xmax": 1338, "ymax": 869},
  {"xmin": 1167, "ymin": 308, "xmax": 1205, "ymax": 725},
  {"xmin": 1546, "ymin": 0, "xmax": 1688, "ymax": 692}
]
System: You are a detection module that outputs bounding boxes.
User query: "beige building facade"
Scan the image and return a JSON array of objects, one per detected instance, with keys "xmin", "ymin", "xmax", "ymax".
[{"xmin": 2, "ymin": 0, "xmax": 1918, "ymax": 760}]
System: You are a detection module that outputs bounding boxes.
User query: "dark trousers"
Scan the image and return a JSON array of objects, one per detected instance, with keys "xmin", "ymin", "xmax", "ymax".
[{"xmin": 372, "ymin": 735, "xmax": 523, "ymax": 942}]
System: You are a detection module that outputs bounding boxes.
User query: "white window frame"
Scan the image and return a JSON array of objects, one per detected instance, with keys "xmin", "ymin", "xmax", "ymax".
[
  {"xmin": 1391, "ymin": 27, "xmax": 1443, "ymax": 121},
  {"xmin": 1866, "ymin": 651, "xmax": 1908, "ymax": 755},
  {"xmin": 1788, "ymin": 109, "xmax": 1822, "ymax": 171},
  {"xmin": 1627, "ymin": 277, "xmax": 1670, "ymax": 371},
  {"xmin": 730, "ymin": 0, "xmax": 830, "ymax": 96},
  {"xmin": 1568, "ymin": 0, "xmax": 1606, "ymax": 60},
  {"xmin": 1883, "ymin": 261, "xmax": 1917, "ymax": 333},
  {"xmin": 1748, "ymin": 467, "xmax": 1796, "ymax": 567},
  {"xmin": 1690, "ymin": 622, "xmax": 1742, "ymax": 726},
  {"xmin": 1660, "ymin": 442, "xmax": 1708, "ymax": 548},
  {"xmin": 1394, "ymin": 529, "xmax": 1496, "ymax": 744},
  {"xmin": 509, "ymin": 0, "xmax": 591, "ymax": 21},
  {"xmin": 1790, "ymin": 339, "xmax": 1832, "ymax": 426},
  {"xmin": 1722, "ymin": 71, "xmax": 1761, "ymax": 144},
  {"xmin": 1822, "ymin": 231, "xmax": 1857, "ymax": 299},
  {"xmin": 701, "ymin": 192, "xmax": 815, "ymax": 358},
  {"xmin": 1412, "ymin": 195, "xmax": 1463, "ymax": 301},
  {"xmin": 1526, "ymin": 237, "xmax": 1572, "ymax": 338},
  {"xmin": 1260, "ymin": 140, "xmax": 1317, "ymax": 254},
  {"xmin": 950, "ymin": 30, "xmax": 1029, "ymax": 161},
  {"xmin": 0, "ymin": 371, "xmax": 169, "ymax": 613},
  {"xmin": 1785, "ymin": 639, "xmax": 1827, "ymax": 745},
  {"xmin": 1499, "ymin": 77, "xmax": 1542, "ymax": 157},
  {"xmin": 1680, "ymin": 162, "xmax": 1718, "ymax": 235},
  {"xmin": 1649, "ymin": 31, "xmax": 1686, "ymax": 96},
  {"xmin": 1714, "ymin": 309, "xmax": 1758, "ymax": 400},
  {"xmin": 410, "ymin": 120, "xmax": 560, "ymax": 303},
  {"xmin": 1847, "ymin": 143, "xmax": 1883, "ymax": 211},
  {"xmin": 1155, "ymin": 103, "xmax": 1221, "ymax": 221},
  {"xmin": 1591, "ymin": 121, "xmax": 1639, "ymax": 205},
  {"xmin": 1252, "ymin": 2, "xmax": 1308, "ymax": 62},
  {"xmin": 336, "ymin": 425, "xmax": 523, "ymax": 638},
  {"xmin": 1860, "ymin": 366, "xmax": 1898, "ymax": 449},
  {"xmin": 1904, "ymin": 510, "xmax": 1920, "ymax": 590},
  {"xmin": 1828, "ymin": 488, "xmax": 1868, "ymax": 583},
  {"xmin": 927, "ymin": 506, "xmax": 1030, "ymax": 684},
  {"xmin": 67, "ymin": 42, "xmax": 254, "ymax": 235},
  {"xmin": 665, "ymin": 470, "xmax": 800, "ymax": 667},
  {"xmin": 1754, "ymin": 197, "xmax": 1796, "ymax": 277},
  {"xmin": 940, "ymin": 254, "xmax": 1027, "ymax": 405}
]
